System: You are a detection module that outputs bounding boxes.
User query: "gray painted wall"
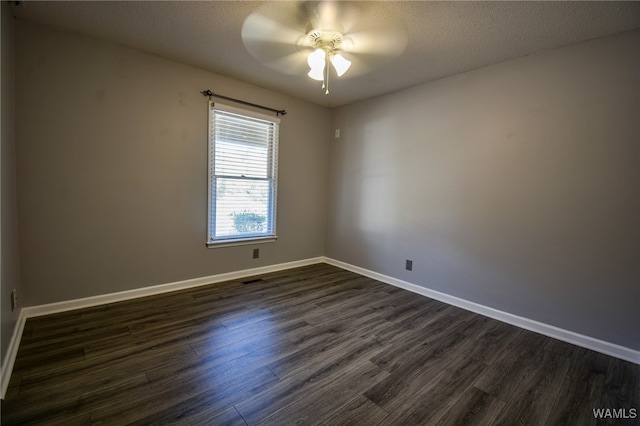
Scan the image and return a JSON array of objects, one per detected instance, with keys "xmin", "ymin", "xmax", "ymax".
[
  {"xmin": 327, "ymin": 30, "xmax": 640, "ymax": 350},
  {"xmin": 15, "ymin": 21, "xmax": 330, "ymax": 306},
  {"xmin": 2, "ymin": 3, "xmax": 21, "ymax": 365}
]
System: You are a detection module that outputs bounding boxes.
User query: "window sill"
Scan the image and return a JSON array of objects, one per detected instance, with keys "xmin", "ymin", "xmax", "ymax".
[{"xmin": 206, "ymin": 236, "xmax": 277, "ymax": 249}]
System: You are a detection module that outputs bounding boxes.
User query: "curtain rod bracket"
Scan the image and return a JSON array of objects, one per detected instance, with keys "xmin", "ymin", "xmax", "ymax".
[{"xmin": 201, "ymin": 90, "xmax": 286, "ymax": 117}]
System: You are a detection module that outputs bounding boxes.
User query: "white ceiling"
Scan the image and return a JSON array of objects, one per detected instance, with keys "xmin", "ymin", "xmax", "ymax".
[{"xmin": 13, "ymin": 1, "xmax": 640, "ymax": 108}]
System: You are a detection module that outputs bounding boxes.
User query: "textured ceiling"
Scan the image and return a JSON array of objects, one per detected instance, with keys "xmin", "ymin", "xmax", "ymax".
[{"xmin": 13, "ymin": 1, "xmax": 640, "ymax": 108}]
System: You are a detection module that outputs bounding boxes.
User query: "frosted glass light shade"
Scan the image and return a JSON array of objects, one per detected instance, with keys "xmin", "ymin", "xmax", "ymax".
[
  {"xmin": 308, "ymin": 66, "xmax": 325, "ymax": 81},
  {"xmin": 307, "ymin": 49, "xmax": 326, "ymax": 81},
  {"xmin": 330, "ymin": 53, "xmax": 351, "ymax": 77},
  {"xmin": 307, "ymin": 49, "xmax": 326, "ymax": 69}
]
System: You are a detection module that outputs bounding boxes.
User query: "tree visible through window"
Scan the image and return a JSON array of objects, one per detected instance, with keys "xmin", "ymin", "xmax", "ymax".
[{"xmin": 207, "ymin": 102, "xmax": 279, "ymax": 245}]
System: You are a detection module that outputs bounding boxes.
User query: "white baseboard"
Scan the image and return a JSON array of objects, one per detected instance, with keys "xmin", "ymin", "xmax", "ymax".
[
  {"xmin": 323, "ymin": 257, "xmax": 640, "ymax": 365},
  {"xmin": 1, "ymin": 308, "xmax": 26, "ymax": 399},
  {"xmin": 2, "ymin": 254, "xmax": 637, "ymax": 400},
  {"xmin": 1, "ymin": 256, "xmax": 324, "ymax": 398},
  {"xmin": 23, "ymin": 257, "xmax": 324, "ymax": 318}
]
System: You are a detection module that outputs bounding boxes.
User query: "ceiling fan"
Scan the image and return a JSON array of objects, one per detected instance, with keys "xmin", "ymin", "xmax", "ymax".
[{"xmin": 241, "ymin": 1, "xmax": 408, "ymax": 95}]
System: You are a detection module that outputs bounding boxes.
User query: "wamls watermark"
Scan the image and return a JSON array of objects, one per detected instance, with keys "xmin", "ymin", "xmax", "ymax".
[{"xmin": 593, "ymin": 408, "xmax": 637, "ymax": 420}]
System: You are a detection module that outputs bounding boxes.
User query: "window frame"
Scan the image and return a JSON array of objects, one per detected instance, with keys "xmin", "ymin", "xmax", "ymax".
[{"xmin": 206, "ymin": 102, "xmax": 280, "ymax": 248}]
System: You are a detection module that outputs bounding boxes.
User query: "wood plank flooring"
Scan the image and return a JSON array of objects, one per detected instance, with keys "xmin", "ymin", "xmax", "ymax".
[{"xmin": 2, "ymin": 263, "xmax": 638, "ymax": 425}]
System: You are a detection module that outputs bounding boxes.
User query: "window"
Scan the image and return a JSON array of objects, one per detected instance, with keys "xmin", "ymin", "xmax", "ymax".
[{"xmin": 207, "ymin": 102, "xmax": 279, "ymax": 247}]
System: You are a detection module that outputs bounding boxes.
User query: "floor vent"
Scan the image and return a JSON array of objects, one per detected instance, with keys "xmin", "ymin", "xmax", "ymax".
[{"xmin": 242, "ymin": 278, "xmax": 264, "ymax": 285}]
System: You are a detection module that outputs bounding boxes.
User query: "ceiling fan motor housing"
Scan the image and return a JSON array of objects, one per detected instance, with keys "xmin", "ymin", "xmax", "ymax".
[{"xmin": 306, "ymin": 30, "xmax": 345, "ymax": 53}]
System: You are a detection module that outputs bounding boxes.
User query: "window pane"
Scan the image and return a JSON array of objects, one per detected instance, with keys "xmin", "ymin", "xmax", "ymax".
[
  {"xmin": 215, "ymin": 112, "xmax": 273, "ymax": 147},
  {"xmin": 215, "ymin": 178, "xmax": 271, "ymax": 237},
  {"xmin": 215, "ymin": 140, "xmax": 269, "ymax": 178}
]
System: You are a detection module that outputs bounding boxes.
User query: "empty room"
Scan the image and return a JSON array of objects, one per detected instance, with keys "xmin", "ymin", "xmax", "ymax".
[{"xmin": 1, "ymin": 1, "xmax": 639, "ymax": 424}]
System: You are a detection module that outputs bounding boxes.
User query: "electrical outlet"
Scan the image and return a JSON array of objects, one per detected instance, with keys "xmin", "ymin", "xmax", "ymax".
[
  {"xmin": 405, "ymin": 259, "xmax": 413, "ymax": 271},
  {"xmin": 253, "ymin": 248, "xmax": 260, "ymax": 259},
  {"xmin": 10, "ymin": 289, "xmax": 17, "ymax": 311}
]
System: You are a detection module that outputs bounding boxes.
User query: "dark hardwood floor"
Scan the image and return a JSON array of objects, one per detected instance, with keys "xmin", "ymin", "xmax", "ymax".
[{"xmin": 2, "ymin": 263, "xmax": 638, "ymax": 425}]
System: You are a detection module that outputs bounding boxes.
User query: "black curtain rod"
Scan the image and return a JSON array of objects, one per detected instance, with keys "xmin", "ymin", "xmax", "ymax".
[{"xmin": 201, "ymin": 90, "xmax": 287, "ymax": 116}]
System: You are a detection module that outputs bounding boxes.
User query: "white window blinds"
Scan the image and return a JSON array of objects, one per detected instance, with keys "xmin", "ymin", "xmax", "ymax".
[{"xmin": 207, "ymin": 102, "xmax": 279, "ymax": 245}]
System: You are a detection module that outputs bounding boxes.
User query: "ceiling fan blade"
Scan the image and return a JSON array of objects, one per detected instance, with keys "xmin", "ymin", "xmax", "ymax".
[
  {"xmin": 329, "ymin": 23, "xmax": 407, "ymax": 79},
  {"xmin": 306, "ymin": 1, "xmax": 358, "ymax": 34},
  {"xmin": 311, "ymin": 2, "xmax": 408, "ymax": 76},
  {"xmin": 344, "ymin": 28, "xmax": 407, "ymax": 56},
  {"xmin": 331, "ymin": 51, "xmax": 388, "ymax": 79},
  {"xmin": 262, "ymin": 50, "xmax": 311, "ymax": 75},
  {"xmin": 242, "ymin": 13, "xmax": 307, "ymax": 46},
  {"xmin": 340, "ymin": 7, "xmax": 408, "ymax": 58},
  {"xmin": 241, "ymin": 5, "xmax": 311, "ymax": 75}
]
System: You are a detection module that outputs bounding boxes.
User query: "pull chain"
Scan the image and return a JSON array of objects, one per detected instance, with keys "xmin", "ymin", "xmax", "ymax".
[{"xmin": 325, "ymin": 55, "xmax": 330, "ymax": 95}]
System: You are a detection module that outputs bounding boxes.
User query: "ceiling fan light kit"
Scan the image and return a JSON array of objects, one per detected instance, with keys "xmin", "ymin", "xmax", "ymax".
[{"xmin": 305, "ymin": 29, "xmax": 352, "ymax": 94}]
